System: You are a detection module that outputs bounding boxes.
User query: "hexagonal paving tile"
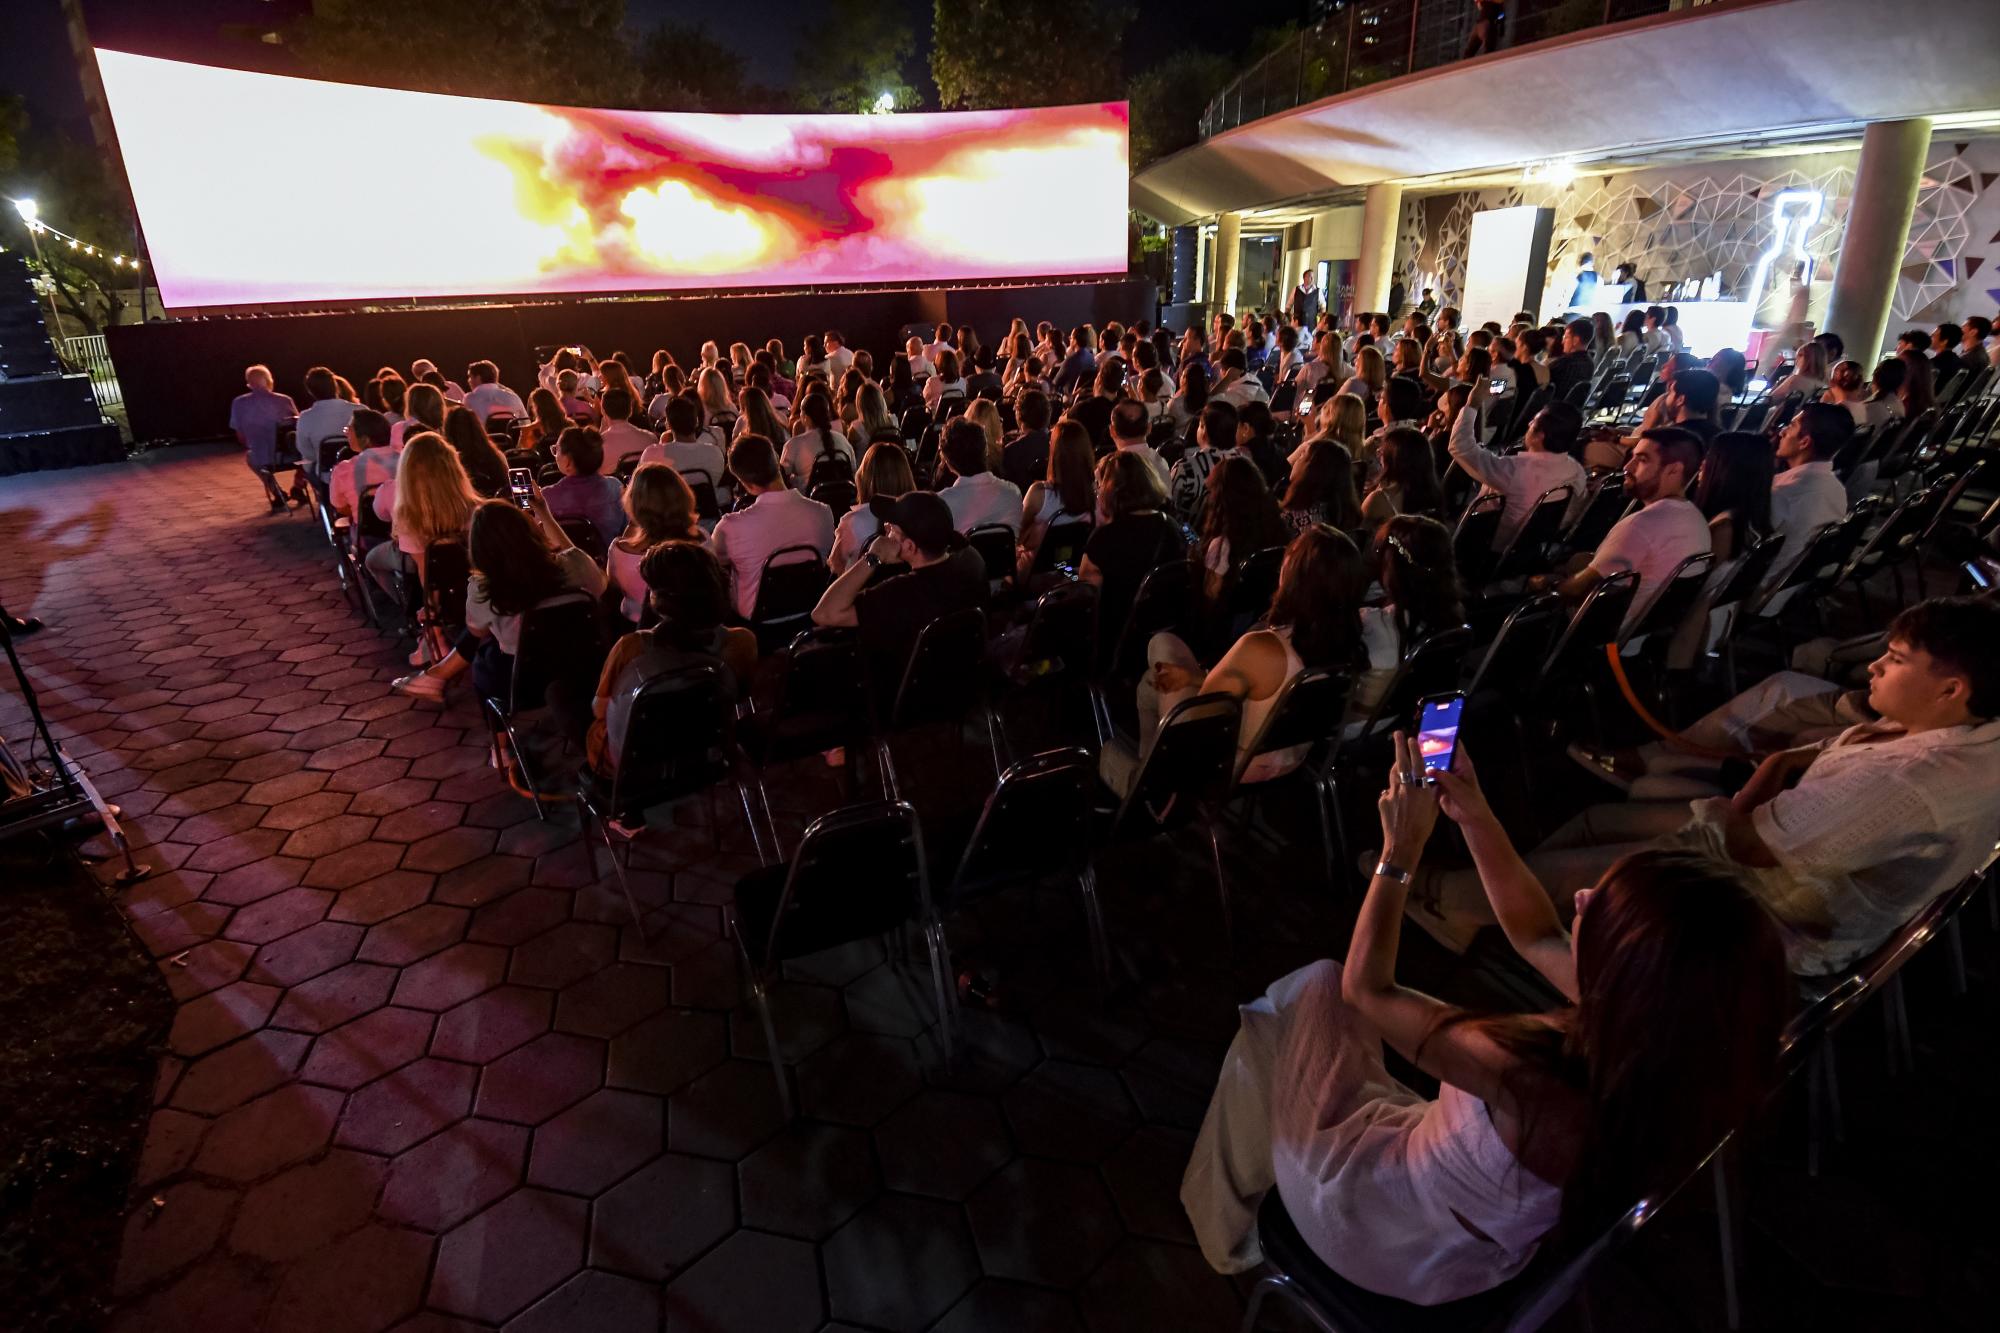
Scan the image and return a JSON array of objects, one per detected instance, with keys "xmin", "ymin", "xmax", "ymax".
[
  {"xmin": 191, "ymin": 1083, "xmax": 344, "ymax": 1182},
  {"xmin": 588, "ymin": 1152, "xmax": 735, "ymax": 1281},
  {"xmin": 875, "ymin": 1088, "xmax": 1015, "ymax": 1200},
  {"xmin": 430, "ymin": 985, "xmax": 553, "ymax": 1064},
  {"xmin": 475, "ymin": 1032, "xmax": 606, "ymax": 1125},
  {"xmin": 378, "ymin": 1116, "xmax": 529, "ymax": 1232},
  {"xmin": 358, "ymin": 903, "xmax": 469, "ymax": 965},
  {"xmin": 270, "ymin": 962, "xmax": 399, "ymax": 1035},
  {"xmin": 662, "ymin": 1231, "xmax": 822, "ymax": 1333},
  {"xmin": 228, "ymin": 1150, "xmax": 387, "ymax": 1263},
  {"xmin": 965, "ymin": 1156, "xmax": 1122, "ymax": 1289},
  {"xmin": 171, "ymin": 1028, "xmax": 310, "ymax": 1115},
  {"xmin": 504, "ymin": 1270, "xmax": 660, "ymax": 1333},
  {"xmin": 1002, "ymin": 1059, "xmax": 1139, "ymax": 1163},
  {"xmin": 526, "ymin": 1088, "xmax": 663, "ymax": 1194},
  {"xmin": 606, "ymin": 1007, "xmax": 727, "ymax": 1096},
  {"xmin": 822, "ymin": 1193, "xmax": 981, "ymax": 1331},
  {"xmin": 430, "ymin": 1188, "xmax": 587, "ymax": 1324},
  {"xmin": 392, "ymin": 942, "xmax": 508, "ymax": 1011},
  {"xmin": 666, "ymin": 1059, "xmax": 785, "ymax": 1161},
  {"xmin": 738, "ymin": 1121, "xmax": 880, "ymax": 1240},
  {"xmin": 114, "ymin": 1180, "xmax": 234, "ymax": 1295},
  {"xmin": 336, "ymin": 1056, "xmax": 477, "ymax": 1154},
  {"xmin": 553, "ymin": 963, "xmax": 669, "ymax": 1039},
  {"xmin": 264, "ymin": 1222, "xmax": 432, "ymax": 1333}
]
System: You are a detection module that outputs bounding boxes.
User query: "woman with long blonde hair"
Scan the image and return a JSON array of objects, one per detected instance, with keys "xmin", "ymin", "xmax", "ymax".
[
  {"xmin": 371, "ymin": 431, "xmax": 478, "ymax": 596},
  {"xmin": 831, "ymin": 442, "xmax": 917, "ymax": 573},
  {"xmin": 608, "ymin": 463, "xmax": 703, "ymax": 623},
  {"xmin": 1337, "ymin": 345, "xmax": 1387, "ymax": 405},
  {"xmin": 847, "ymin": 382, "xmax": 897, "ymax": 451},
  {"xmin": 396, "ymin": 382, "xmax": 449, "ymax": 449},
  {"xmin": 697, "ymin": 366, "xmax": 735, "ymax": 431},
  {"xmin": 965, "ymin": 398, "xmax": 1006, "ymax": 474},
  {"xmin": 737, "ymin": 386, "xmax": 789, "ymax": 445}
]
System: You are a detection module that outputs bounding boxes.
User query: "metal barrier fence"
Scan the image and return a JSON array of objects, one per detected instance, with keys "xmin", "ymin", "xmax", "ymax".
[
  {"xmin": 1198, "ymin": 0, "xmax": 1677, "ymax": 141},
  {"xmin": 63, "ymin": 333, "xmax": 123, "ymax": 408}
]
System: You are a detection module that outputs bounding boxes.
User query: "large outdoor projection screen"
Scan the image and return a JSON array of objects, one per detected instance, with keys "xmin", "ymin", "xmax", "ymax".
[{"xmin": 93, "ymin": 50, "xmax": 1131, "ymax": 309}]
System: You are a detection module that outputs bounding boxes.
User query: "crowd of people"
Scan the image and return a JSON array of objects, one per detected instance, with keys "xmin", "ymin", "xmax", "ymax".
[{"xmin": 227, "ymin": 294, "xmax": 2000, "ymax": 1310}]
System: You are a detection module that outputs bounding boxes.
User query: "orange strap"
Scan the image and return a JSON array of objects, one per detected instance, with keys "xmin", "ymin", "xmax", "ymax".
[{"xmin": 1600, "ymin": 643, "xmax": 1741, "ymax": 761}]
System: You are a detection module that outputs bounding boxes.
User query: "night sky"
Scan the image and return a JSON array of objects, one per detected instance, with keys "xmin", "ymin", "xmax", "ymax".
[{"xmin": 2, "ymin": 0, "xmax": 1276, "ymax": 128}]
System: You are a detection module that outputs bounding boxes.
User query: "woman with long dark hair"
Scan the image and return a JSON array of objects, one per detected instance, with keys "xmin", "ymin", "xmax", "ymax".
[
  {"xmin": 1281, "ymin": 439, "xmax": 1364, "ymax": 536},
  {"xmin": 780, "ymin": 389, "xmax": 855, "ymax": 486},
  {"xmin": 1692, "ymin": 432, "xmax": 1774, "ymax": 563},
  {"xmin": 1355, "ymin": 513, "xmax": 1463, "ymax": 713},
  {"xmin": 392, "ymin": 491, "xmax": 606, "ymax": 712},
  {"xmin": 518, "ymin": 387, "xmax": 569, "ymax": 461},
  {"xmin": 441, "ymin": 406, "xmax": 512, "ymax": 498},
  {"xmin": 1018, "ymin": 419, "xmax": 1097, "ymax": 569},
  {"xmin": 1100, "ymin": 523, "xmax": 1368, "ymax": 798},
  {"xmin": 1362, "ymin": 427, "xmax": 1444, "ymax": 522},
  {"xmin": 1196, "ymin": 455, "xmax": 1290, "ymax": 608},
  {"xmin": 1185, "ymin": 743, "xmax": 1789, "ymax": 1294},
  {"xmin": 1167, "ymin": 360, "xmax": 1211, "ymax": 436}
]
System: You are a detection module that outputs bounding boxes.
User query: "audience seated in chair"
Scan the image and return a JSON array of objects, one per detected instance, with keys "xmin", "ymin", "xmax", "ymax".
[
  {"xmin": 1101, "ymin": 525, "xmax": 1365, "ymax": 799},
  {"xmin": 584, "ymin": 541, "xmax": 757, "ymax": 787},
  {"xmin": 607, "ymin": 463, "xmax": 704, "ymax": 625},
  {"xmin": 1184, "ymin": 735, "xmax": 1788, "ymax": 1299},
  {"xmin": 366, "ymin": 433, "xmax": 478, "ymax": 600},
  {"xmin": 441, "ymin": 404, "xmax": 513, "ymax": 500},
  {"xmin": 935, "ymin": 417, "xmax": 1023, "ymax": 533},
  {"xmin": 541, "ymin": 426, "xmax": 627, "ymax": 552},
  {"xmin": 229, "ymin": 363, "xmax": 301, "ymax": 512},
  {"xmin": 709, "ymin": 434, "xmax": 836, "ymax": 621},
  {"xmin": 1424, "ymin": 598, "xmax": 2000, "ymax": 977},
  {"xmin": 1450, "ymin": 396, "xmax": 1588, "ymax": 549},
  {"xmin": 392, "ymin": 488, "xmax": 607, "ymax": 707},
  {"xmin": 1531, "ymin": 428, "xmax": 1711, "ymax": 629},
  {"xmin": 327, "ymin": 407, "xmax": 397, "ymax": 522},
  {"xmin": 1017, "ymin": 420, "xmax": 1098, "ymax": 575}
]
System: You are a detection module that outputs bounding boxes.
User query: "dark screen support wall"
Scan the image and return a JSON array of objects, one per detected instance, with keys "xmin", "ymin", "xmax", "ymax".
[{"xmin": 106, "ymin": 279, "xmax": 1156, "ymax": 443}]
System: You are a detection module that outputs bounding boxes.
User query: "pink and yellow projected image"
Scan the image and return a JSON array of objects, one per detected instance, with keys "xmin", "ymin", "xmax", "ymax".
[{"xmin": 93, "ymin": 50, "xmax": 1130, "ymax": 309}]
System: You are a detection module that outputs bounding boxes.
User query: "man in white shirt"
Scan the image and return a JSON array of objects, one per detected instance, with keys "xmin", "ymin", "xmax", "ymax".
[
  {"xmin": 295, "ymin": 366, "xmax": 363, "ymax": 476},
  {"xmin": 642, "ymin": 397, "xmax": 733, "ymax": 509},
  {"xmin": 1535, "ymin": 427, "xmax": 1710, "ymax": 629},
  {"xmin": 1420, "ymin": 596, "xmax": 2000, "ymax": 977},
  {"xmin": 1448, "ymin": 395, "xmax": 1588, "ymax": 549},
  {"xmin": 596, "ymin": 388, "xmax": 660, "ymax": 469},
  {"xmin": 823, "ymin": 330, "xmax": 855, "ymax": 382},
  {"xmin": 927, "ymin": 323, "xmax": 955, "ymax": 365},
  {"xmin": 411, "ymin": 359, "xmax": 466, "ymax": 402},
  {"xmin": 1211, "ymin": 349, "xmax": 1270, "ymax": 409},
  {"xmin": 905, "ymin": 336, "xmax": 936, "ymax": 381},
  {"xmin": 1109, "ymin": 400, "xmax": 1171, "ymax": 489},
  {"xmin": 462, "ymin": 360, "xmax": 526, "ymax": 422},
  {"xmin": 936, "ymin": 419, "xmax": 1023, "ymax": 532},
  {"xmin": 1765, "ymin": 403, "xmax": 1854, "ymax": 585},
  {"xmin": 709, "ymin": 435, "xmax": 836, "ymax": 620}
]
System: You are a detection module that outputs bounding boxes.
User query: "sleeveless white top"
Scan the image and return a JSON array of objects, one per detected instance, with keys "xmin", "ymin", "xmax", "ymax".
[{"xmin": 1238, "ymin": 626, "xmax": 1306, "ymax": 783}]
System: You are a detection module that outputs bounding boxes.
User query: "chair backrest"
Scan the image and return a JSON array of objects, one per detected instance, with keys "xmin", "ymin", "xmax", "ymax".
[
  {"xmin": 1497, "ymin": 484, "xmax": 1578, "ymax": 577},
  {"xmin": 681, "ymin": 468, "xmax": 721, "ymax": 522},
  {"xmin": 603, "ymin": 661, "xmax": 737, "ymax": 816},
  {"xmin": 505, "ymin": 592, "xmax": 603, "ymax": 715},
  {"xmin": 613, "ymin": 452, "xmax": 642, "ymax": 483},
  {"xmin": 898, "ymin": 406, "xmax": 931, "ymax": 444},
  {"xmin": 1537, "ymin": 571, "xmax": 1639, "ymax": 689},
  {"xmin": 750, "ymin": 544, "xmax": 831, "ymax": 628},
  {"xmin": 966, "ymin": 524, "xmax": 1019, "ymax": 587},
  {"xmin": 1835, "ymin": 869, "xmax": 1988, "ymax": 1003},
  {"xmin": 1499, "ymin": 383, "xmax": 1550, "ymax": 446},
  {"xmin": 888, "ymin": 606, "xmax": 988, "ymax": 730},
  {"xmin": 355, "ymin": 485, "xmax": 392, "ymax": 543},
  {"xmin": 946, "ymin": 747, "xmax": 1095, "ymax": 901},
  {"xmin": 1351, "ymin": 623, "xmax": 1475, "ymax": 743},
  {"xmin": 559, "ymin": 517, "xmax": 608, "ymax": 565},
  {"xmin": 1029, "ymin": 517, "xmax": 1093, "ymax": 577},
  {"xmin": 1104, "ymin": 557, "xmax": 1194, "ymax": 680},
  {"xmin": 809, "ymin": 479, "xmax": 858, "ymax": 514},
  {"xmin": 1628, "ymin": 550, "xmax": 1714, "ymax": 648},
  {"xmin": 756, "ymin": 801, "xmax": 930, "ymax": 965},
  {"xmin": 1113, "ymin": 692, "xmax": 1242, "ymax": 829},
  {"xmin": 314, "ymin": 436, "xmax": 347, "ymax": 473},
  {"xmin": 421, "ymin": 541, "xmax": 472, "ymax": 629},
  {"xmin": 1563, "ymin": 476, "xmax": 1628, "ymax": 552},
  {"xmin": 1452, "ymin": 492, "xmax": 1506, "ymax": 585},
  {"xmin": 1013, "ymin": 580, "xmax": 1098, "ymax": 684},
  {"xmin": 1235, "ymin": 667, "xmax": 1352, "ymax": 782},
  {"xmin": 1227, "ymin": 544, "xmax": 1287, "ymax": 620},
  {"xmin": 1466, "ymin": 593, "xmax": 1567, "ymax": 697},
  {"xmin": 1707, "ymin": 531, "xmax": 1785, "ymax": 613}
]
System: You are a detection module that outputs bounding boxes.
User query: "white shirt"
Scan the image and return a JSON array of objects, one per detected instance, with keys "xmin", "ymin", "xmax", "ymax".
[
  {"xmin": 1588, "ymin": 496, "xmax": 1712, "ymax": 628},
  {"xmin": 295, "ymin": 399, "xmax": 362, "ymax": 472},
  {"xmin": 824, "ymin": 345, "xmax": 855, "ymax": 380},
  {"xmin": 830, "ymin": 503, "xmax": 880, "ymax": 574},
  {"xmin": 1215, "ymin": 376, "xmax": 1270, "ymax": 408},
  {"xmin": 908, "ymin": 353, "xmax": 936, "ymax": 381},
  {"xmin": 939, "ymin": 472, "xmax": 1024, "ymax": 534},
  {"xmin": 1446, "ymin": 404, "xmax": 1587, "ymax": 549},
  {"xmin": 463, "ymin": 383, "xmax": 526, "ymax": 421},
  {"xmin": 709, "ymin": 488, "xmax": 837, "ymax": 619},
  {"xmin": 1766, "ymin": 458, "xmax": 1848, "ymax": 581},
  {"xmin": 639, "ymin": 437, "xmax": 732, "ymax": 507},
  {"xmin": 600, "ymin": 419, "xmax": 660, "ymax": 467},
  {"xmin": 780, "ymin": 429, "xmax": 856, "ymax": 485},
  {"xmin": 1683, "ymin": 717, "xmax": 2000, "ymax": 976},
  {"xmin": 923, "ymin": 377, "xmax": 967, "ymax": 411},
  {"xmin": 1115, "ymin": 440, "xmax": 1171, "ymax": 490}
]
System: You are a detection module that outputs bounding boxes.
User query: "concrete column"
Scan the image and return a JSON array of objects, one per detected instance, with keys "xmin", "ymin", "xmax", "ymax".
[
  {"xmin": 1213, "ymin": 212, "xmax": 1243, "ymax": 315},
  {"xmin": 1354, "ymin": 182, "xmax": 1404, "ymax": 316},
  {"xmin": 1824, "ymin": 118, "xmax": 1931, "ymax": 365}
]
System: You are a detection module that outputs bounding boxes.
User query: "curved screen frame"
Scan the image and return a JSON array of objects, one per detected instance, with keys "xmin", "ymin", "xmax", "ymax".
[{"xmin": 94, "ymin": 49, "xmax": 1131, "ymax": 311}]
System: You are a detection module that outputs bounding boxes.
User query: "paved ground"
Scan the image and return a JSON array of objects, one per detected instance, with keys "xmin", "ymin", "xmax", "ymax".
[{"xmin": 4, "ymin": 444, "xmax": 1994, "ymax": 1332}]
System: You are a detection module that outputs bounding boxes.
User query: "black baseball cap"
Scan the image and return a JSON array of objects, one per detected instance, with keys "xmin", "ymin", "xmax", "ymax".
[{"xmin": 867, "ymin": 491, "xmax": 962, "ymax": 556}]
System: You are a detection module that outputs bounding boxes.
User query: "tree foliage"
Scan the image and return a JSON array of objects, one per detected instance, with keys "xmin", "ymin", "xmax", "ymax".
[
  {"xmin": 794, "ymin": 0, "xmax": 921, "ymax": 114},
  {"xmin": 7, "ymin": 117, "xmax": 141, "ymax": 337},
  {"xmin": 289, "ymin": 0, "xmax": 640, "ymax": 105},
  {"xmin": 634, "ymin": 20, "xmax": 766, "ymax": 111},
  {"xmin": 931, "ymin": 0, "xmax": 1133, "ymax": 110},
  {"xmin": 1126, "ymin": 48, "xmax": 1235, "ymax": 170}
]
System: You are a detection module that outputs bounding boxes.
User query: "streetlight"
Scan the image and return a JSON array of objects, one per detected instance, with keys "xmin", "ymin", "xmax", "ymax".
[
  {"xmin": 872, "ymin": 90, "xmax": 897, "ymax": 115},
  {"xmin": 9, "ymin": 196, "xmax": 72, "ymax": 348}
]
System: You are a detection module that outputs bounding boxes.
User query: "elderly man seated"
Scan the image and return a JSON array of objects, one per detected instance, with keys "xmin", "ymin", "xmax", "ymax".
[{"xmin": 1410, "ymin": 597, "xmax": 2000, "ymax": 977}]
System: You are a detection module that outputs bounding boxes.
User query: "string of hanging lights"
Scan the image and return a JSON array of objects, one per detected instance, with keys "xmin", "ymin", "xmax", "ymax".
[{"xmin": 5, "ymin": 197, "xmax": 145, "ymax": 270}]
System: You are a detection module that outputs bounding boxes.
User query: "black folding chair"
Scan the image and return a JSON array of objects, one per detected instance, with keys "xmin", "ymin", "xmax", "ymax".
[
  {"xmin": 1226, "ymin": 667, "xmax": 1355, "ymax": 887},
  {"xmin": 1492, "ymin": 484, "xmax": 1577, "ymax": 581},
  {"xmin": 1561, "ymin": 476, "xmax": 1629, "ymax": 554},
  {"xmin": 739, "ymin": 629, "xmax": 869, "ymax": 852},
  {"xmin": 418, "ymin": 540, "xmax": 472, "ymax": 658},
  {"xmin": 730, "ymin": 800, "xmax": 950, "ymax": 1115},
  {"xmin": 1226, "ymin": 544, "xmax": 1287, "ymax": 629},
  {"xmin": 481, "ymin": 593, "xmax": 604, "ymax": 819},
  {"xmin": 1452, "ymin": 493, "xmax": 1507, "ymax": 588},
  {"xmin": 874, "ymin": 607, "xmax": 1002, "ymax": 798},
  {"xmin": 967, "ymin": 523, "xmax": 1020, "ymax": 591},
  {"xmin": 1028, "ymin": 517, "xmax": 1093, "ymax": 580},
  {"xmin": 577, "ymin": 663, "xmax": 768, "ymax": 930},
  {"xmin": 1092, "ymin": 559, "xmax": 1195, "ymax": 735},
  {"xmin": 939, "ymin": 748, "xmax": 1108, "ymax": 985},
  {"xmin": 1521, "ymin": 572, "xmax": 1639, "ymax": 753},
  {"xmin": 558, "ymin": 517, "xmax": 609, "ymax": 566},
  {"xmin": 1102, "ymin": 691, "xmax": 1244, "ymax": 937},
  {"xmin": 748, "ymin": 544, "xmax": 831, "ymax": 653},
  {"xmin": 1244, "ymin": 1131, "xmax": 1746, "ymax": 1333},
  {"xmin": 681, "ymin": 467, "xmax": 722, "ymax": 523}
]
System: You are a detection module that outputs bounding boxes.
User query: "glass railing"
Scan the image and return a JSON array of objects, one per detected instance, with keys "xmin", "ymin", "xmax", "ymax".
[{"xmin": 1197, "ymin": 0, "xmax": 1679, "ymax": 141}]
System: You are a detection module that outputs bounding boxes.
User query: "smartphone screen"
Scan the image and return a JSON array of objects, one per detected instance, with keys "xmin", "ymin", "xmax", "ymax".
[
  {"xmin": 1416, "ymin": 693, "xmax": 1464, "ymax": 783},
  {"xmin": 507, "ymin": 468, "xmax": 535, "ymax": 511},
  {"xmin": 1489, "ymin": 377, "xmax": 1508, "ymax": 394}
]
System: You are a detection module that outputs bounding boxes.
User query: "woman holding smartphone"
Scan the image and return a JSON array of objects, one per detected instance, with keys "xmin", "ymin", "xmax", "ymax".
[{"xmin": 1182, "ymin": 736, "xmax": 1789, "ymax": 1300}]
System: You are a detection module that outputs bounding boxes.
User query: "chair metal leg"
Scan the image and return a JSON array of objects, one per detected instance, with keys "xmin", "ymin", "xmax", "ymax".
[
  {"xmin": 591, "ymin": 804, "xmax": 645, "ymax": 936},
  {"xmin": 1311, "ymin": 775, "xmax": 1338, "ymax": 889},
  {"xmin": 1205, "ymin": 805, "xmax": 1233, "ymax": 949},
  {"xmin": 1947, "ymin": 917, "xmax": 1968, "ymax": 995},
  {"xmin": 753, "ymin": 776, "xmax": 782, "ymax": 862},
  {"xmin": 1884, "ymin": 975, "xmax": 1914, "ymax": 1075},
  {"xmin": 1077, "ymin": 863, "xmax": 1112, "ymax": 990},
  {"xmin": 1712, "ymin": 1139, "xmax": 1744, "ymax": 1331},
  {"xmin": 923, "ymin": 917, "xmax": 956, "ymax": 1061},
  {"xmin": 983, "ymin": 706, "xmax": 1006, "ymax": 778},
  {"xmin": 1238, "ymin": 1273, "xmax": 1339, "ymax": 1333},
  {"xmin": 877, "ymin": 738, "xmax": 902, "ymax": 801},
  {"xmin": 735, "ymin": 781, "xmax": 771, "ymax": 866}
]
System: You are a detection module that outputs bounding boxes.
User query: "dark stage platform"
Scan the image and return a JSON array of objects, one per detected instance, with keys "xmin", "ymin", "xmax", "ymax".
[{"xmin": 105, "ymin": 277, "xmax": 1157, "ymax": 443}]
